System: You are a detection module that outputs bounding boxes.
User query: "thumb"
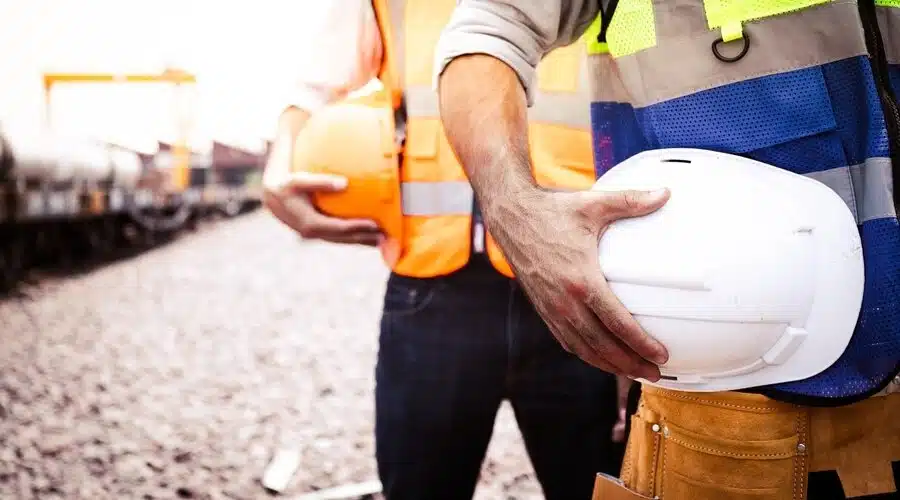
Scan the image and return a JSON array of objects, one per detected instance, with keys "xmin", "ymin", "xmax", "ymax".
[
  {"xmin": 286, "ymin": 171, "xmax": 349, "ymax": 193},
  {"xmin": 587, "ymin": 188, "xmax": 670, "ymax": 221}
]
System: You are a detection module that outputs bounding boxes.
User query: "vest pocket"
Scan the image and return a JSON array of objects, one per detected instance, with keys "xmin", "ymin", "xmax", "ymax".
[
  {"xmin": 639, "ymin": 65, "xmax": 839, "ymax": 157},
  {"xmin": 657, "ymin": 419, "xmax": 802, "ymax": 499},
  {"xmin": 620, "ymin": 413, "xmax": 664, "ymax": 497}
]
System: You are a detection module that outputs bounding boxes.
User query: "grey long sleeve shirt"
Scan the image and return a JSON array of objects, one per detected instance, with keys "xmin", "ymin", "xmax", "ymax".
[{"xmin": 432, "ymin": 0, "xmax": 603, "ymax": 105}]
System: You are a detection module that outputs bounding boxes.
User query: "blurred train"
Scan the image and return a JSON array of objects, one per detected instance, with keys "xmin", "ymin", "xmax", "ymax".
[{"xmin": 0, "ymin": 125, "xmax": 265, "ymax": 293}]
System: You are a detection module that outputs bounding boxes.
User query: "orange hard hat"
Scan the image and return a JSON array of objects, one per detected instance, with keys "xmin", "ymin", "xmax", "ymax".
[{"xmin": 292, "ymin": 102, "xmax": 403, "ymax": 265}]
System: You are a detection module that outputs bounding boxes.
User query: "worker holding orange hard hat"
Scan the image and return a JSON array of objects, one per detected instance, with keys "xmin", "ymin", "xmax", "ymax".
[{"xmin": 261, "ymin": 1, "xmax": 628, "ymax": 498}]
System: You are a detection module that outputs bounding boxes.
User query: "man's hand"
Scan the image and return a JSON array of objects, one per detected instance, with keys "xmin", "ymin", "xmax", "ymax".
[
  {"xmin": 484, "ymin": 186, "xmax": 670, "ymax": 380},
  {"xmin": 262, "ymin": 107, "xmax": 383, "ymax": 246},
  {"xmin": 438, "ymin": 54, "xmax": 669, "ymax": 379},
  {"xmin": 263, "ymin": 171, "xmax": 382, "ymax": 246}
]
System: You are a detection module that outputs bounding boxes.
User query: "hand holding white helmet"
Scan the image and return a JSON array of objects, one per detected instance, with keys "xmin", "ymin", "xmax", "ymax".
[{"xmin": 593, "ymin": 149, "xmax": 865, "ymax": 392}]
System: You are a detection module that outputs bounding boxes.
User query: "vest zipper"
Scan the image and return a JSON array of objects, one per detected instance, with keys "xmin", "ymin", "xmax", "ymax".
[{"xmin": 859, "ymin": 0, "xmax": 900, "ymax": 215}]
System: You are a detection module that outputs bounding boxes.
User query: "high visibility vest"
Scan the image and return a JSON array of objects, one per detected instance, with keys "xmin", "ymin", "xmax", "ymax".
[
  {"xmin": 585, "ymin": 0, "xmax": 900, "ymax": 405},
  {"xmin": 372, "ymin": 0, "xmax": 595, "ymax": 279}
]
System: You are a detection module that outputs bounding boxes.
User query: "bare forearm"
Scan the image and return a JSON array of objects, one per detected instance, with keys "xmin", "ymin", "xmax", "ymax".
[
  {"xmin": 264, "ymin": 107, "xmax": 312, "ymax": 186},
  {"xmin": 437, "ymin": 54, "xmax": 536, "ymax": 215},
  {"xmin": 275, "ymin": 106, "xmax": 312, "ymax": 150}
]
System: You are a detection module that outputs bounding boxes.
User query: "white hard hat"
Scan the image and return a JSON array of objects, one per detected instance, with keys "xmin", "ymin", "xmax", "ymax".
[{"xmin": 593, "ymin": 148, "xmax": 864, "ymax": 392}]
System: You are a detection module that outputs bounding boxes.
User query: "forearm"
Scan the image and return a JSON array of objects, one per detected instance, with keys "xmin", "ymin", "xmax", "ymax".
[
  {"xmin": 437, "ymin": 54, "xmax": 537, "ymax": 215},
  {"xmin": 263, "ymin": 107, "xmax": 311, "ymax": 188}
]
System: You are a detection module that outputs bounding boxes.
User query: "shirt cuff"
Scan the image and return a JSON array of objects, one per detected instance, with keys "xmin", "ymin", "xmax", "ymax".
[{"xmin": 433, "ymin": 31, "xmax": 538, "ymax": 107}]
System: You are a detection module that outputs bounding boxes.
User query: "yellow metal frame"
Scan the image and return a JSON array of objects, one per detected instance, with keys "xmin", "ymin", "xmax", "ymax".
[{"xmin": 42, "ymin": 67, "xmax": 198, "ymax": 190}]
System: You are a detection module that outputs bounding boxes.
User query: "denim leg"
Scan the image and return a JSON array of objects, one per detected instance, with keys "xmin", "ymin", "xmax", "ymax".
[
  {"xmin": 374, "ymin": 267, "xmax": 509, "ymax": 500},
  {"xmin": 506, "ymin": 283, "xmax": 623, "ymax": 500}
]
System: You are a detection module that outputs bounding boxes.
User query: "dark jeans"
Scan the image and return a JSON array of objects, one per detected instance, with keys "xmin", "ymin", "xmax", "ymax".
[{"xmin": 375, "ymin": 257, "xmax": 622, "ymax": 500}]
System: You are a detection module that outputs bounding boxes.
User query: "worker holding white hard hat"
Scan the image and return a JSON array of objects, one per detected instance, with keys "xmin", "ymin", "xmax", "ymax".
[{"xmin": 435, "ymin": 1, "xmax": 900, "ymax": 498}]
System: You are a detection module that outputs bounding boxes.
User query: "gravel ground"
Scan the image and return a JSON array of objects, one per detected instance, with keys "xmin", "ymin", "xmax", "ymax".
[{"xmin": 0, "ymin": 211, "xmax": 542, "ymax": 500}]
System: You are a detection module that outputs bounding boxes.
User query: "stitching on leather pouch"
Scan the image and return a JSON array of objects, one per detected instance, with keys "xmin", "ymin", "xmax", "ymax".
[
  {"xmin": 665, "ymin": 435, "xmax": 796, "ymax": 459},
  {"xmin": 660, "ymin": 433, "xmax": 667, "ymax": 499},
  {"xmin": 793, "ymin": 410, "xmax": 810, "ymax": 500},
  {"xmin": 793, "ymin": 412, "xmax": 800, "ymax": 500},
  {"xmin": 622, "ymin": 418, "xmax": 636, "ymax": 482},
  {"xmin": 650, "ymin": 427, "xmax": 661, "ymax": 495},
  {"xmin": 652, "ymin": 390, "xmax": 784, "ymax": 413}
]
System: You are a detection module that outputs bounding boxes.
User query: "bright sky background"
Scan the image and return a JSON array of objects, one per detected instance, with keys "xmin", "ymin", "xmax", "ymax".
[{"xmin": 0, "ymin": 1, "xmax": 381, "ymax": 154}]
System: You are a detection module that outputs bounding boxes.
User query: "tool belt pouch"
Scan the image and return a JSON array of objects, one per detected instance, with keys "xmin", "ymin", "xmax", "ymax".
[{"xmin": 618, "ymin": 389, "xmax": 810, "ymax": 500}]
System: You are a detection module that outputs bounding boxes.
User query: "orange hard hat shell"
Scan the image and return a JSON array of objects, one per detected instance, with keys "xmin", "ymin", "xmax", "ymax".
[{"xmin": 292, "ymin": 102, "xmax": 403, "ymax": 265}]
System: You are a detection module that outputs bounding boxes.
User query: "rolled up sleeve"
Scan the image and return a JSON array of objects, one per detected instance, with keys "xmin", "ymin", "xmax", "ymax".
[{"xmin": 433, "ymin": 0, "xmax": 601, "ymax": 105}]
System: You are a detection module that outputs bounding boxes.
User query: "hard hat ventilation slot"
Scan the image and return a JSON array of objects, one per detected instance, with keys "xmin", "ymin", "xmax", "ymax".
[{"xmin": 661, "ymin": 158, "xmax": 691, "ymax": 164}]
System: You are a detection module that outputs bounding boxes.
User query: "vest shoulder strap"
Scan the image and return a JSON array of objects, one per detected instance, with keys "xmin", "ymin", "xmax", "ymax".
[{"xmin": 370, "ymin": 0, "xmax": 403, "ymax": 109}]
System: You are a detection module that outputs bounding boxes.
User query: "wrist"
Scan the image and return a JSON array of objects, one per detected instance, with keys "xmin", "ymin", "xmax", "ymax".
[{"xmin": 478, "ymin": 163, "xmax": 543, "ymax": 224}]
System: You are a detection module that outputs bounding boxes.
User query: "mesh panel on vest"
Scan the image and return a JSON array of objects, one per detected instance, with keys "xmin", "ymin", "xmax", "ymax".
[
  {"xmin": 590, "ymin": 102, "xmax": 648, "ymax": 176},
  {"xmin": 633, "ymin": 69, "xmax": 837, "ymax": 154},
  {"xmin": 606, "ymin": 0, "xmax": 656, "ymax": 57},
  {"xmin": 822, "ymin": 58, "xmax": 891, "ymax": 163},
  {"xmin": 890, "ymin": 66, "xmax": 900, "ymax": 99}
]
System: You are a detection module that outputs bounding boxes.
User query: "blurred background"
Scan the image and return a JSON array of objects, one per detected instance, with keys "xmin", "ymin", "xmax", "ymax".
[{"xmin": 0, "ymin": 2, "xmax": 540, "ymax": 499}]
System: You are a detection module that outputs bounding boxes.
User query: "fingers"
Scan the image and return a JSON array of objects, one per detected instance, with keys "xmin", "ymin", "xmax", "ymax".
[
  {"xmin": 543, "ymin": 295, "xmax": 629, "ymax": 375},
  {"xmin": 555, "ymin": 328, "xmax": 621, "ymax": 374},
  {"xmin": 271, "ymin": 189, "xmax": 381, "ymax": 245},
  {"xmin": 579, "ymin": 188, "xmax": 670, "ymax": 223},
  {"xmin": 308, "ymin": 216, "xmax": 384, "ymax": 246},
  {"xmin": 563, "ymin": 314, "xmax": 634, "ymax": 375},
  {"xmin": 323, "ymin": 231, "xmax": 383, "ymax": 246},
  {"xmin": 285, "ymin": 171, "xmax": 349, "ymax": 193},
  {"xmin": 576, "ymin": 272, "xmax": 668, "ymax": 375},
  {"xmin": 566, "ymin": 304, "xmax": 660, "ymax": 380}
]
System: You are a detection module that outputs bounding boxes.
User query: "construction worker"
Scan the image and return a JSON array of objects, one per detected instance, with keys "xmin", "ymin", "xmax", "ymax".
[
  {"xmin": 434, "ymin": 1, "xmax": 900, "ymax": 499},
  {"xmin": 261, "ymin": 1, "xmax": 628, "ymax": 498}
]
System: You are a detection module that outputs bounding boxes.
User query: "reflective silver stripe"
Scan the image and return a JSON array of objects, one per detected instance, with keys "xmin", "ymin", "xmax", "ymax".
[
  {"xmin": 405, "ymin": 85, "xmax": 590, "ymax": 128},
  {"xmin": 805, "ymin": 158, "xmax": 896, "ymax": 223},
  {"xmin": 401, "ymin": 180, "xmax": 473, "ymax": 216},
  {"xmin": 592, "ymin": 1, "xmax": 867, "ymax": 107},
  {"xmin": 805, "ymin": 167, "xmax": 859, "ymax": 222},
  {"xmin": 405, "ymin": 85, "xmax": 439, "ymax": 118},
  {"xmin": 400, "ymin": 163, "xmax": 896, "ymax": 223},
  {"xmin": 851, "ymin": 158, "xmax": 896, "ymax": 222},
  {"xmin": 877, "ymin": 3, "xmax": 900, "ymax": 65},
  {"xmin": 528, "ymin": 92, "xmax": 592, "ymax": 129}
]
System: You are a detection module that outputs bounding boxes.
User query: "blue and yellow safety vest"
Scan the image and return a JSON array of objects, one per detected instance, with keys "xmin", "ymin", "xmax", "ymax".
[{"xmin": 586, "ymin": 0, "xmax": 900, "ymax": 405}]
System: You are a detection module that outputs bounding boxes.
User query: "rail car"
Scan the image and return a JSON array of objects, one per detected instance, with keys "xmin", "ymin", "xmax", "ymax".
[{"xmin": 0, "ymin": 126, "xmax": 264, "ymax": 293}]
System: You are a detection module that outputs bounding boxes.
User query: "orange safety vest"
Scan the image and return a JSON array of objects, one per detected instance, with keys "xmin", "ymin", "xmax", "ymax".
[{"xmin": 372, "ymin": 0, "xmax": 594, "ymax": 278}]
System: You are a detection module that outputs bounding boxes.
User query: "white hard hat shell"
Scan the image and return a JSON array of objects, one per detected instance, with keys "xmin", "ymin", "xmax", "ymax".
[{"xmin": 593, "ymin": 148, "xmax": 864, "ymax": 392}]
